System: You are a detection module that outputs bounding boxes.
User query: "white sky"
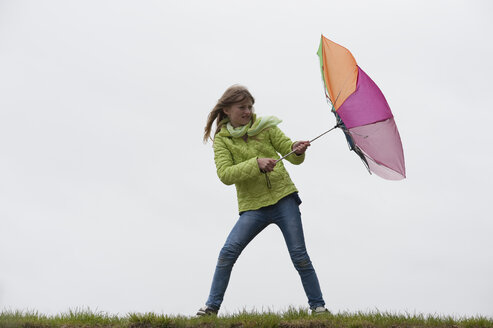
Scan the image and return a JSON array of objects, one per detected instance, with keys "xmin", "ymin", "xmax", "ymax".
[{"xmin": 1, "ymin": 0, "xmax": 492, "ymax": 318}]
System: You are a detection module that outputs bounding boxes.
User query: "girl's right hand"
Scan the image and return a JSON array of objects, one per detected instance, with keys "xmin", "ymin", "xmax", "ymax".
[{"xmin": 257, "ymin": 158, "xmax": 277, "ymax": 173}]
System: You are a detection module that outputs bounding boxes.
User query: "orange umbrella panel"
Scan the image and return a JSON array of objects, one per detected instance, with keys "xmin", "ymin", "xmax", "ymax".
[{"xmin": 317, "ymin": 35, "xmax": 358, "ymax": 111}]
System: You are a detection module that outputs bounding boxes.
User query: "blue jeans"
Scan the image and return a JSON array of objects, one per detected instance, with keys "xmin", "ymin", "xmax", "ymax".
[{"xmin": 206, "ymin": 193, "xmax": 325, "ymax": 310}]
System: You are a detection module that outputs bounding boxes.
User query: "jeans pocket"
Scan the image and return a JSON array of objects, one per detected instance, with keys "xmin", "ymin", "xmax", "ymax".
[{"xmin": 291, "ymin": 192, "xmax": 302, "ymax": 206}]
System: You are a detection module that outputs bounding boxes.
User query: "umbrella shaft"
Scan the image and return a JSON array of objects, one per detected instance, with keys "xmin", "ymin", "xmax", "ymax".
[{"xmin": 275, "ymin": 125, "xmax": 339, "ymax": 163}]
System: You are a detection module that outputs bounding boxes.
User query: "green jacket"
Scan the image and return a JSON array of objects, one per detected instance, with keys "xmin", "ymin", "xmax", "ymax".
[{"xmin": 213, "ymin": 120, "xmax": 304, "ymax": 213}]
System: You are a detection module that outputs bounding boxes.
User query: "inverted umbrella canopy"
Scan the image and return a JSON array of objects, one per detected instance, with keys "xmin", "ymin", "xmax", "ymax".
[{"xmin": 317, "ymin": 35, "xmax": 406, "ymax": 180}]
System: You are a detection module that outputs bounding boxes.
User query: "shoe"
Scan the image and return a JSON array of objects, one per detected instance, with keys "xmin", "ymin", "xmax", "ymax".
[
  {"xmin": 311, "ymin": 306, "xmax": 330, "ymax": 315},
  {"xmin": 196, "ymin": 305, "xmax": 218, "ymax": 316}
]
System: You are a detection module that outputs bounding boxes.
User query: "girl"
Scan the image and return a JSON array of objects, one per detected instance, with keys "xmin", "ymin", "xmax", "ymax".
[{"xmin": 198, "ymin": 85, "xmax": 328, "ymax": 315}]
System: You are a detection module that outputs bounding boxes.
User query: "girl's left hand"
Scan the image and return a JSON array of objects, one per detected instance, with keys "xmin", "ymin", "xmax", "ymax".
[{"xmin": 292, "ymin": 141, "xmax": 311, "ymax": 155}]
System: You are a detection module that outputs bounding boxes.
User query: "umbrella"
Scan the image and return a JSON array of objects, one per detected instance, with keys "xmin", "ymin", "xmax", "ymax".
[{"xmin": 278, "ymin": 35, "xmax": 406, "ymax": 180}]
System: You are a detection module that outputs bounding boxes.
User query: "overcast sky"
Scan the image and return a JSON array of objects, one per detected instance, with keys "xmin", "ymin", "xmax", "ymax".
[{"xmin": 1, "ymin": 0, "xmax": 492, "ymax": 318}]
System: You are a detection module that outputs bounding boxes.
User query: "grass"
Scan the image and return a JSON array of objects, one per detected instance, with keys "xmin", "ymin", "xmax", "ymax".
[{"xmin": 1, "ymin": 307, "xmax": 492, "ymax": 328}]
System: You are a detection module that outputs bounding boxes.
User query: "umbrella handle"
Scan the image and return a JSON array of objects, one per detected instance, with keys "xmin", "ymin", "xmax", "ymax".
[{"xmin": 274, "ymin": 124, "xmax": 339, "ymax": 163}]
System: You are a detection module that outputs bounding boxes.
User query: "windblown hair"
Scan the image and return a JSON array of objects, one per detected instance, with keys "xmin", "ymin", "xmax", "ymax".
[{"xmin": 203, "ymin": 84, "xmax": 255, "ymax": 143}]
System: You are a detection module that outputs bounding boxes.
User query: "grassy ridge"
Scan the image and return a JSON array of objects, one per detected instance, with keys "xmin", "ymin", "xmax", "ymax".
[{"xmin": 1, "ymin": 308, "xmax": 492, "ymax": 328}]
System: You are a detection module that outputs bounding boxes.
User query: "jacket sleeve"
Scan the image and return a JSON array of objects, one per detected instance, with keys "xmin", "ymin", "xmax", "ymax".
[
  {"xmin": 213, "ymin": 136, "xmax": 262, "ymax": 185},
  {"xmin": 269, "ymin": 126, "xmax": 305, "ymax": 165}
]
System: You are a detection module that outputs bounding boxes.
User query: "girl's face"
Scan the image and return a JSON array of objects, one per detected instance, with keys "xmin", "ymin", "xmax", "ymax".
[{"xmin": 224, "ymin": 99, "xmax": 253, "ymax": 127}]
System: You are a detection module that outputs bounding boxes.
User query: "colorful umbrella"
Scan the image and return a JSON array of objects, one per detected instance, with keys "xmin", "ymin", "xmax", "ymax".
[
  {"xmin": 316, "ymin": 35, "xmax": 406, "ymax": 180},
  {"xmin": 277, "ymin": 36, "xmax": 405, "ymax": 180}
]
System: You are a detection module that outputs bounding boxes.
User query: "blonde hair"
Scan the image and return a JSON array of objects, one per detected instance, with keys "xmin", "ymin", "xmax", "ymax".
[{"xmin": 203, "ymin": 84, "xmax": 255, "ymax": 143}]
